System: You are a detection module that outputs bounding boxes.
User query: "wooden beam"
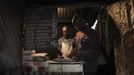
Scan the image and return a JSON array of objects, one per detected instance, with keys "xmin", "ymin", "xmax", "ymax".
[
  {"xmin": 57, "ymin": 20, "xmax": 72, "ymax": 23},
  {"xmin": 35, "ymin": 2, "xmax": 101, "ymax": 8},
  {"xmin": 57, "ymin": 2, "xmax": 101, "ymax": 8}
]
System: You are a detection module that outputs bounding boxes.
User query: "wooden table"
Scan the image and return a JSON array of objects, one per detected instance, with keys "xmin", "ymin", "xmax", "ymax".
[{"xmin": 48, "ymin": 61, "xmax": 84, "ymax": 75}]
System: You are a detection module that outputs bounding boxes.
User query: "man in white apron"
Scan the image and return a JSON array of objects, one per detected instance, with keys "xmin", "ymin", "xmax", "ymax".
[{"xmin": 58, "ymin": 26, "xmax": 73, "ymax": 59}]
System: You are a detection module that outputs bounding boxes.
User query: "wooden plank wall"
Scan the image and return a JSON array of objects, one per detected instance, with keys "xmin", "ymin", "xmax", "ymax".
[
  {"xmin": 24, "ymin": 7, "xmax": 58, "ymax": 51},
  {"xmin": 24, "ymin": 6, "xmax": 59, "ymax": 59},
  {"xmin": 0, "ymin": 0, "xmax": 24, "ymax": 75}
]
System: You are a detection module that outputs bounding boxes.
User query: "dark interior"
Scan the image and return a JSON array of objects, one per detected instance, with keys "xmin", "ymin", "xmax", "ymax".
[{"xmin": 0, "ymin": 0, "xmax": 133, "ymax": 75}]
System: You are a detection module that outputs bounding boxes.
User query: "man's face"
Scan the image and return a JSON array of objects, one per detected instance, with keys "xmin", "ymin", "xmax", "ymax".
[
  {"xmin": 74, "ymin": 25, "xmax": 85, "ymax": 32},
  {"xmin": 62, "ymin": 26, "xmax": 69, "ymax": 38},
  {"xmin": 74, "ymin": 25, "xmax": 80, "ymax": 31}
]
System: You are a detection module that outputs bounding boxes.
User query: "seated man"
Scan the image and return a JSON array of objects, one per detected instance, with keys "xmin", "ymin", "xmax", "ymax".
[{"xmin": 58, "ymin": 26, "xmax": 73, "ymax": 59}]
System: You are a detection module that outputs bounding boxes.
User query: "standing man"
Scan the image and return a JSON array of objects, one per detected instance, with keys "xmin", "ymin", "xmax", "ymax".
[
  {"xmin": 58, "ymin": 25, "xmax": 73, "ymax": 59},
  {"xmin": 72, "ymin": 15, "xmax": 101, "ymax": 75}
]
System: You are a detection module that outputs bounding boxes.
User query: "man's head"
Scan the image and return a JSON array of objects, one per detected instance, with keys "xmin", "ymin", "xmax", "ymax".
[
  {"xmin": 62, "ymin": 26, "xmax": 70, "ymax": 38},
  {"xmin": 72, "ymin": 15, "xmax": 85, "ymax": 31}
]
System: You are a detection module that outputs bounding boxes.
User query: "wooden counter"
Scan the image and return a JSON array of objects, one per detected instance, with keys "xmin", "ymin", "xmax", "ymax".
[{"xmin": 23, "ymin": 60, "xmax": 84, "ymax": 75}]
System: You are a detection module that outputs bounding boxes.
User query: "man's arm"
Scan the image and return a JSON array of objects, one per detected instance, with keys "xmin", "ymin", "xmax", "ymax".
[{"xmin": 58, "ymin": 37, "xmax": 62, "ymax": 51}]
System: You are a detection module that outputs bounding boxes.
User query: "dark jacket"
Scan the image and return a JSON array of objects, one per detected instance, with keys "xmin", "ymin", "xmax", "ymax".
[{"xmin": 72, "ymin": 28, "xmax": 101, "ymax": 72}]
